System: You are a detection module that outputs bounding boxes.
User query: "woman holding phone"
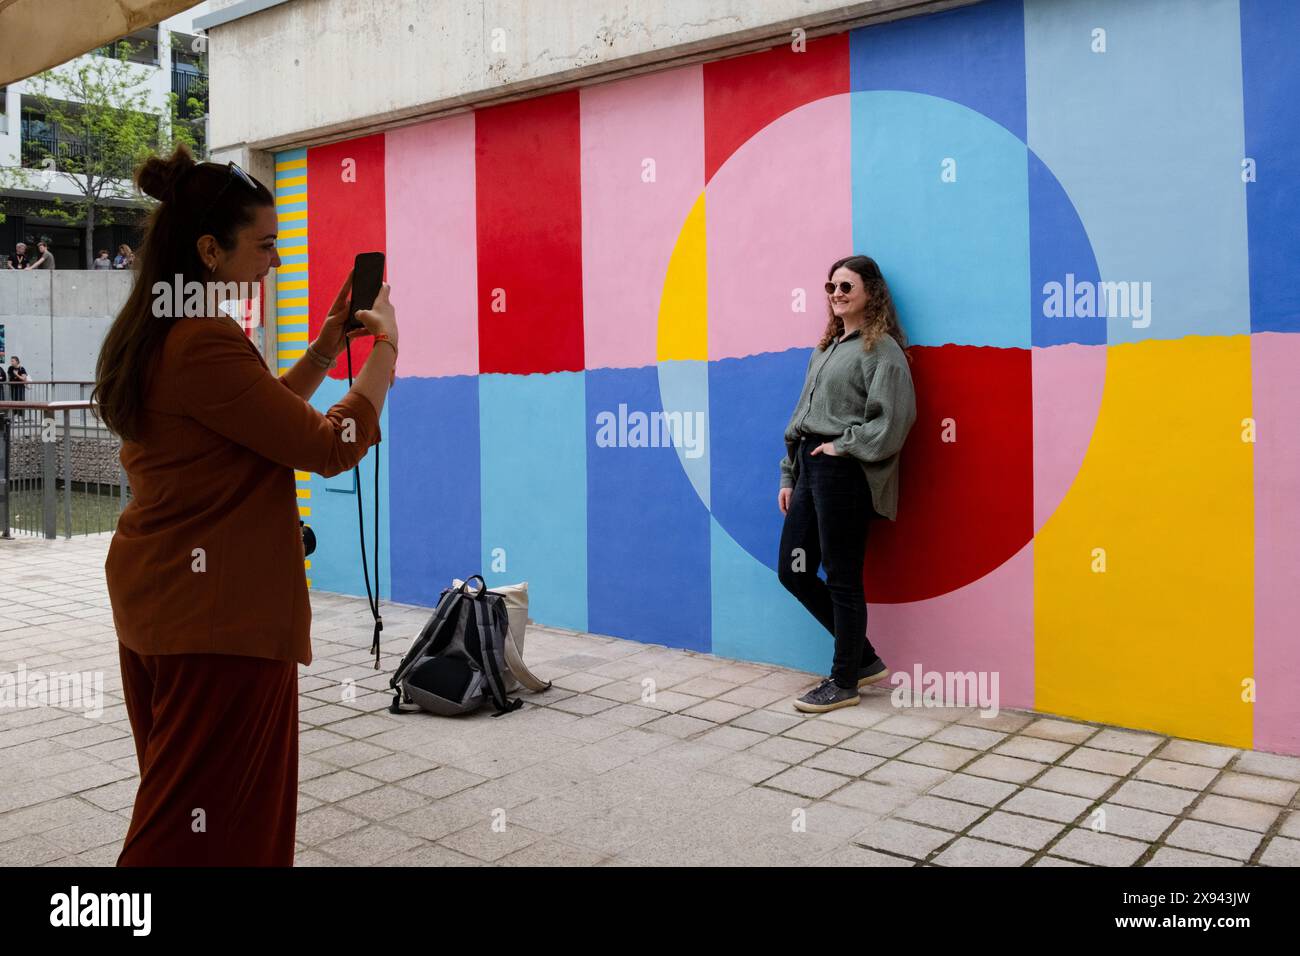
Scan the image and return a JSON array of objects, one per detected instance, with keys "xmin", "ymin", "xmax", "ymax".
[
  {"xmin": 94, "ymin": 144, "xmax": 400, "ymax": 865},
  {"xmin": 777, "ymin": 255, "xmax": 916, "ymax": 714}
]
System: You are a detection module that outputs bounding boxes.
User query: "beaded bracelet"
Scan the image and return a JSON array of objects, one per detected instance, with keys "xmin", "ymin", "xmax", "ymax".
[{"xmin": 304, "ymin": 342, "xmax": 334, "ymax": 369}]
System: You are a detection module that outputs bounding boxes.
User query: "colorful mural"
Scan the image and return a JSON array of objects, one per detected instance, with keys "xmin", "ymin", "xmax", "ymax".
[{"xmin": 276, "ymin": 0, "xmax": 1300, "ymax": 755}]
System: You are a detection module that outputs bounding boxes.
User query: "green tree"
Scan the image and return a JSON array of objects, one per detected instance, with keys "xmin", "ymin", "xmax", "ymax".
[{"xmin": 0, "ymin": 40, "xmax": 203, "ymax": 267}]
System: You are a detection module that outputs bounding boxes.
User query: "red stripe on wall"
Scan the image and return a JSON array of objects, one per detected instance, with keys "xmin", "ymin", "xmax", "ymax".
[
  {"xmin": 307, "ymin": 134, "xmax": 387, "ymax": 380},
  {"xmin": 867, "ymin": 344, "xmax": 1034, "ymax": 603},
  {"xmin": 703, "ymin": 34, "xmax": 849, "ymax": 183},
  {"xmin": 475, "ymin": 91, "xmax": 585, "ymax": 374}
]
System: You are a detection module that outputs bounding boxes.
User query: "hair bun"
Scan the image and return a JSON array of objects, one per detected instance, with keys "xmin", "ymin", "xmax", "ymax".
[{"xmin": 137, "ymin": 143, "xmax": 196, "ymax": 202}]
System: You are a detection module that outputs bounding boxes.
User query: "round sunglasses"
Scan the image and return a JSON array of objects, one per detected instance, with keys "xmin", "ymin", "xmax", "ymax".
[{"xmin": 825, "ymin": 281, "xmax": 856, "ymax": 295}]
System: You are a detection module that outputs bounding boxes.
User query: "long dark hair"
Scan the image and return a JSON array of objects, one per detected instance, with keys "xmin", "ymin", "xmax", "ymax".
[
  {"xmin": 93, "ymin": 144, "xmax": 274, "ymax": 441},
  {"xmin": 816, "ymin": 255, "xmax": 909, "ymax": 357}
]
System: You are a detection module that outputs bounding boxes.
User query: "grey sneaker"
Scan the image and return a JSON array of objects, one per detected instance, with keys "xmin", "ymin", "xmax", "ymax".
[
  {"xmin": 794, "ymin": 678, "xmax": 860, "ymax": 714},
  {"xmin": 858, "ymin": 657, "xmax": 891, "ymax": 689}
]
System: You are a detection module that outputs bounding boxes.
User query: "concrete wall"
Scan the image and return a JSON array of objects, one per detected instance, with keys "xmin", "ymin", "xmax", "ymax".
[
  {"xmin": 264, "ymin": 0, "xmax": 1300, "ymax": 757},
  {"xmin": 0, "ymin": 271, "xmax": 130, "ymax": 381},
  {"xmin": 202, "ymin": 0, "xmax": 976, "ymax": 152}
]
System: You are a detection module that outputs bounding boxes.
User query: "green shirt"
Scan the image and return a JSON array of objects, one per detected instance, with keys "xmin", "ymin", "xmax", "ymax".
[{"xmin": 779, "ymin": 328, "xmax": 917, "ymax": 521}]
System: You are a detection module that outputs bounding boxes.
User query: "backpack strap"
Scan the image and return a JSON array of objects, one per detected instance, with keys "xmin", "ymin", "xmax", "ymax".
[
  {"xmin": 503, "ymin": 632, "xmax": 551, "ymax": 693},
  {"xmin": 471, "ymin": 595, "xmax": 523, "ymax": 716}
]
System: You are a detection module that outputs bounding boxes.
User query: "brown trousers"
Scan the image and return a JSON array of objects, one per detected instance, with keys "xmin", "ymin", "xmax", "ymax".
[{"xmin": 116, "ymin": 643, "xmax": 299, "ymax": 866}]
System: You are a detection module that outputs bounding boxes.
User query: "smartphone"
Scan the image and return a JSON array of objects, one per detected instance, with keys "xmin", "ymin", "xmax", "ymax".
[{"xmin": 344, "ymin": 252, "xmax": 385, "ymax": 332}]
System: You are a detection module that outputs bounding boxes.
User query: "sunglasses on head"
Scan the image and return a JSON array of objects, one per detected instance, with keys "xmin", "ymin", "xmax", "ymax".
[
  {"xmin": 825, "ymin": 281, "xmax": 856, "ymax": 295},
  {"xmin": 196, "ymin": 161, "xmax": 259, "ymax": 230}
]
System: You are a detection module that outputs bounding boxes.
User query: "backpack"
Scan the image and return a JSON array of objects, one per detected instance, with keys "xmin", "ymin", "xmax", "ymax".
[{"xmin": 388, "ymin": 576, "xmax": 544, "ymax": 717}]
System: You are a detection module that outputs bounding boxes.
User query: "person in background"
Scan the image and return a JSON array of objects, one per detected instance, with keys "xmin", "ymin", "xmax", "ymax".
[
  {"xmin": 114, "ymin": 243, "xmax": 134, "ymax": 269},
  {"xmin": 7, "ymin": 355, "xmax": 29, "ymax": 418},
  {"xmin": 92, "ymin": 249, "xmax": 113, "ymax": 270},
  {"xmin": 7, "ymin": 242, "xmax": 29, "ymax": 269},
  {"xmin": 27, "ymin": 241, "xmax": 56, "ymax": 270}
]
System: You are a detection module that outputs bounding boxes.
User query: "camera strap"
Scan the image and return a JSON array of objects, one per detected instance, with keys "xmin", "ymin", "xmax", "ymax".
[{"xmin": 344, "ymin": 340, "xmax": 384, "ymax": 670}]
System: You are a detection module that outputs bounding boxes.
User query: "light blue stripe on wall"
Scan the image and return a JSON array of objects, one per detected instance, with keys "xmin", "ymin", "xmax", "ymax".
[
  {"xmin": 479, "ymin": 372, "xmax": 588, "ymax": 632},
  {"xmin": 1024, "ymin": 0, "xmax": 1250, "ymax": 344},
  {"xmin": 852, "ymin": 90, "xmax": 1031, "ymax": 348}
]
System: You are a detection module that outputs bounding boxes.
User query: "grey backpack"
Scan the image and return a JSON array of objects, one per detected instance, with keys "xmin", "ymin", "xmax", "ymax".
[{"xmin": 388, "ymin": 576, "xmax": 527, "ymax": 717}]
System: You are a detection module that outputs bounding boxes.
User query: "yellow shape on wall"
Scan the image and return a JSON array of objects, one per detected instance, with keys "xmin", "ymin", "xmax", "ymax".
[
  {"xmin": 1034, "ymin": 334, "xmax": 1253, "ymax": 749},
  {"xmin": 656, "ymin": 192, "xmax": 707, "ymax": 362}
]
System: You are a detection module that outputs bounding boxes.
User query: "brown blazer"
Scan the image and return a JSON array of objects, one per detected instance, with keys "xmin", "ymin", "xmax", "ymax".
[{"xmin": 105, "ymin": 315, "xmax": 381, "ymax": 665}]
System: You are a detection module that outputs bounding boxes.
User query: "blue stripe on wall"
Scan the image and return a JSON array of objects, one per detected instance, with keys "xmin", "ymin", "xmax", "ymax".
[
  {"xmin": 586, "ymin": 366, "xmax": 711, "ymax": 651},
  {"xmin": 389, "ymin": 375, "xmax": 481, "ymax": 606}
]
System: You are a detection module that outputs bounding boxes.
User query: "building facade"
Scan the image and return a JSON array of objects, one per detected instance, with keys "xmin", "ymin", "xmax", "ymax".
[{"xmin": 202, "ymin": 0, "xmax": 1300, "ymax": 756}]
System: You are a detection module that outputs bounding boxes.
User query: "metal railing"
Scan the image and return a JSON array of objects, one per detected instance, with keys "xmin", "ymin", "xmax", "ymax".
[
  {"xmin": 0, "ymin": 382, "xmax": 96, "ymax": 405},
  {"xmin": 171, "ymin": 66, "xmax": 207, "ymax": 120},
  {"xmin": 0, "ymin": 400, "xmax": 128, "ymax": 539}
]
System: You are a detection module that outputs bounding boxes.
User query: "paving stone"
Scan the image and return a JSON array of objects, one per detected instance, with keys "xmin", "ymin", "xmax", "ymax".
[
  {"xmin": 929, "ymin": 724, "xmax": 1007, "ymax": 751},
  {"xmin": 1110, "ymin": 780, "xmax": 1198, "ymax": 815},
  {"xmin": 730, "ymin": 709, "xmax": 804, "ymax": 735},
  {"xmin": 1060, "ymin": 747, "xmax": 1143, "ymax": 776},
  {"xmin": 932, "ymin": 837, "xmax": 1032, "ymax": 867},
  {"xmin": 993, "ymin": 736, "xmax": 1073, "ymax": 763},
  {"xmin": 1021, "ymin": 718, "xmax": 1098, "ymax": 744},
  {"xmin": 711, "ymin": 752, "xmax": 789, "ymax": 785},
  {"xmin": 864, "ymin": 760, "xmax": 950, "ymax": 791},
  {"xmin": 963, "ymin": 754, "xmax": 1044, "ymax": 785},
  {"xmin": 1155, "ymin": 739, "xmax": 1239, "ymax": 768},
  {"xmin": 840, "ymin": 729, "xmax": 916, "ymax": 759},
  {"xmin": 783, "ymin": 719, "xmax": 858, "ymax": 746},
  {"xmin": 1086, "ymin": 728, "xmax": 1165, "ymax": 756},
  {"xmin": 1259, "ymin": 836, "xmax": 1300, "ymax": 866},
  {"xmin": 815, "ymin": 844, "xmax": 915, "ymax": 867},
  {"xmin": 1134, "ymin": 758, "xmax": 1220, "ymax": 791},
  {"xmin": 1164, "ymin": 820, "xmax": 1263, "ymax": 862},
  {"xmin": 894, "ymin": 795, "xmax": 988, "ymax": 833},
  {"xmin": 929, "ymin": 773, "xmax": 1019, "ymax": 808},
  {"xmin": 1089, "ymin": 802, "xmax": 1175, "ymax": 841},
  {"xmin": 803, "ymin": 748, "xmax": 886, "ymax": 778},
  {"xmin": 826, "ymin": 781, "xmax": 918, "ymax": 815},
  {"xmin": 1034, "ymin": 767, "xmax": 1119, "ymax": 800},
  {"xmin": 748, "ymin": 736, "xmax": 825, "ymax": 765},
  {"xmin": 872, "ymin": 714, "xmax": 947, "ymax": 739},
  {"xmin": 1188, "ymin": 794, "xmax": 1280, "ymax": 833},
  {"xmin": 1233, "ymin": 751, "xmax": 1300, "ymax": 782},
  {"xmin": 898, "ymin": 741, "xmax": 979, "ymax": 772},
  {"xmin": 1000, "ymin": 787, "xmax": 1092, "ymax": 824},
  {"xmin": 1145, "ymin": 847, "xmax": 1241, "ymax": 867},
  {"xmin": 1211, "ymin": 772, "xmax": 1299, "ymax": 806},
  {"xmin": 765, "ymin": 766, "xmax": 851, "ymax": 800},
  {"xmin": 852, "ymin": 817, "xmax": 952, "ymax": 859},
  {"xmin": 1050, "ymin": 829, "xmax": 1148, "ymax": 866},
  {"xmin": 969, "ymin": 810, "xmax": 1066, "ymax": 851}
]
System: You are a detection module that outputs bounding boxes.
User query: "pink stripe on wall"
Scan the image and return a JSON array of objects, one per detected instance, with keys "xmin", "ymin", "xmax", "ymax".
[
  {"xmin": 1251, "ymin": 332, "xmax": 1300, "ymax": 755},
  {"xmin": 384, "ymin": 113, "xmax": 478, "ymax": 378},
  {"xmin": 1032, "ymin": 343, "xmax": 1108, "ymax": 533},
  {"xmin": 707, "ymin": 92, "xmax": 852, "ymax": 361},
  {"xmin": 868, "ymin": 538, "xmax": 1035, "ymax": 711},
  {"xmin": 580, "ymin": 65, "xmax": 705, "ymax": 370}
]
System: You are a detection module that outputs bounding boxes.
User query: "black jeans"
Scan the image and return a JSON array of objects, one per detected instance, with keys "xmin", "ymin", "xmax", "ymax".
[{"xmin": 777, "ymin": 435, "xmax": 879, "ymax": 689}]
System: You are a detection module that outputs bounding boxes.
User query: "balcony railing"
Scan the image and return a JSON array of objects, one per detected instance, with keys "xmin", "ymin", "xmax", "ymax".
[
  {"xmin": 171, "ymin": 66, "xmax": 207, "ymax": 120},
  {"xmin": 19, "ymin": 128, "xmax": 87, "ymax": 170}
]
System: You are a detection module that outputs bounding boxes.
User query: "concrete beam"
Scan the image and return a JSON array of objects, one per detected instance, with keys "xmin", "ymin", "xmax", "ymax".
[{"xmin": 206, "ymin": 0, "xmax": 982, "ymax": 152}]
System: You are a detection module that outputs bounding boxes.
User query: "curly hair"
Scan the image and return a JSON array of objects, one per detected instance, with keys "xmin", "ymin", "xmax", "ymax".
[{"xmin": 816, "ymin": 255, "xmax": 910, "ymax": 357}]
